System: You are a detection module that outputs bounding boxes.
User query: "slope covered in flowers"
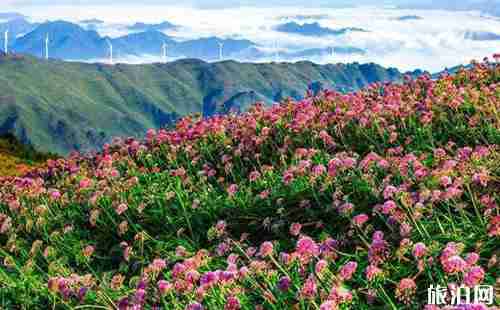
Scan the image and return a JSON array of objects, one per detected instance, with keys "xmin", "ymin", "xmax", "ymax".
[{"xmin": 0, "ymin": 58, "xmax": 499, "ymax": 309}]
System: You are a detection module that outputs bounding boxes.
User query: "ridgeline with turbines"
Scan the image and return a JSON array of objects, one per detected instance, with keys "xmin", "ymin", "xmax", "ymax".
[{"xmin": 1, "ymin": 19, "xmax": 366, "ymax": 63}]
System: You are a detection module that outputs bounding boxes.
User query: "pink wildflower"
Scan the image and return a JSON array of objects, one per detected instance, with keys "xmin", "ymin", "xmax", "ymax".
[
  {"xmin": 115, "ymin": 203, "xmax": 128, "ymax": 215},
  {"xmin": 327, "ymin": 159, "xmax": 338, "ymax": 177},
  {"xmin": 259, "ymin": 241, "xmax": 274, "ymax": 257},
  {"xmin": 200, "ymin": 271, "xmax": 219, "ymax": 287},
  {"xmin": 465, "ymin": 252, "xmax": 480, "ymax": 266},
  {"xmin": 296, "ymin": 236, "xmax": 319, "ymax": 258},
  {"xmin": 319, "ymin": 300, "xmax": 338, "ymax": 310},
  {"xmin": 157, "ymin": 280, "xmax": 172, "ymax": 295},
  {"xmin": 315, "ymin": 259, "xmax": 328, "ymax": 274},
  {"xmin": 339, "ymin": 261, "xmax": 357, "ymax": 281},
  {"xmin": 186, "ymin": 302, "xmax": 204, "ymax": 310},
  {"xmin": 442, "ymin": 255, "xmax": 467, "ymax": 274},
  {"xmin": 472, "ymin": 170, "xmax": 489, "ymax": 187},
  {"xmin": 227, "ymin": 184, "xmax": 238, "ymax": 197},
  {"xmin": 412, "ymin": 242, "xmax": 427, "ymax": 259},
  {"xmin": 352, "ymin": 214, "xmax": 369, "ymax": 227},
  {"xmin": 488, "ymin": 216, "xmax": 500, "ymax": 236},
  {"xmin": 249, "ymin": 171, "xmax": 261, "ymax": 182},
  {"xmin": 382, "ymin": 200, "xmax": 397, "ymax": 215},
  {"xmin": 299, "ymin": 276, "xmax": 317, "ymax": 300},
  {"xmin": 259, "ymin": 190, "xmax": 270, "ymax": 199},
  {"xmin": 328, "ymin": 286, "xmax": 352, "ymax": 304},
  {"xmin": 215, "ymin": 220, "xmax": 226, "ymax": 236},
  {"xmin": 338, "ymin": 202, "xmax": 354, "ymax": 215},
  {"xmin": 225, "ymin": 296, "xmax": 241, "ymax": 310},
  {"xmin": 50, "ymin": 190, "xmax": 61, "ymax": 200},
  {"xmin": 82, "ymin": 245, "xmax": 95, "ymax": 258},
  {"xmin": 395, "ymin": 278, "xmax": 416, "ymax": 304},
  {"xmin": 365, "ymin": 264, "xmax": 383, "ymax": 281},
  {"xmin": 311, "ymin": 164, "xmax": 326, "ymax": 177},
  {"xmin": 368, "ymin": 231, "xmax": 390, "ymax": 266},
  {"xmin": 290, "ymin": 223, "xmax": 302, "ymax": 236},
  {"xmin": 463, "ymin": 266, "xmax": 485, "ymax": 287},
  {"xmin": 440, "ymin": 175, "xmax": 452, "ymax": 187},
  {"xmin": 383, "ymin": 185, "xmax": 398, "ymax": 199},
  {"xmin": 399, "ymin": 223, "xmax": 412, "ymax": 238},
  {"xmin": 283, "ymin": 170, "xmax": 295, "ymax": 185},
  {"xmin": 152, "ymin": 258, "xmax": 166, "ymax": 271},
  {"xmin": 79, "ymin": 178, "xmax": 92, "ymax": 189}
]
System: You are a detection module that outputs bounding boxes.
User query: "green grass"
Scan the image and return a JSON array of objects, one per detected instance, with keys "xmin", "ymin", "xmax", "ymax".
[{"xmin": 0, "ymin": 55, "xmax": 410, "ymax": 155}]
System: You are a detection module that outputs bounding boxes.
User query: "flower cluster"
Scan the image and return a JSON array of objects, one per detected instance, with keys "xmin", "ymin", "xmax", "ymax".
[{"xmin": 0, "ymin": 57, "xmax": 499, "ymax": 309}]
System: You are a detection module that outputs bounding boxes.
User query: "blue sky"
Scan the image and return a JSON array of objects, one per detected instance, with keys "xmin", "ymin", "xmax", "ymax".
[
  {"xmin": 1, "ymin": 0, "xmax": 498, "ymax": 17},
  {"xmin": 3, "ymin": 1, "xmax": 499, "ymax": 16},
  {"xmin": 2, "ymin": 0, "xmax": 495, "ymax": 8}
]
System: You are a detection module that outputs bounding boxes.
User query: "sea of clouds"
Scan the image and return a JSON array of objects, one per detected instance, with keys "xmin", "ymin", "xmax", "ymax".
[{"xmin": 4, "ymin": 4, "xmax": 500, "ymax": 72}]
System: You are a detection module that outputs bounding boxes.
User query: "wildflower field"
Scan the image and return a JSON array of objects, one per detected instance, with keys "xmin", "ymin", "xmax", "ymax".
[{"xmin": 0, "ymin": 58, "xmax": 499, "ymax": 309}]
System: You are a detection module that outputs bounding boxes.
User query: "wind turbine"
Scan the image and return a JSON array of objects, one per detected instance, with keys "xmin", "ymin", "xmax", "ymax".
[
  {"xmin": 45, "ymin": 34, "xmax": 49, "ymax": 60},
  {"xmin": 344, "ymin": 29, "xmax": 352, "ymax": 63},
  {"xmin": 330, "ymin": 47, "xmax": 334, "ymax": 58},
  {"xmin": 3, "ymin": 30, "xmax": 8, "ymax": 54},
  {"xmin": 274, "ymin": 40, "xmax": 279, "ymax": 63},
  {"xmin": 161, "ymin": 42, "xmax": 167, "ymax": 63},
  {"xmin": 217, "ymin": 41, "xmax": 224, "ymax": 61},
  {"xmin": 106, "ymin": 39, "xmax": 113, "ymax": 64}
]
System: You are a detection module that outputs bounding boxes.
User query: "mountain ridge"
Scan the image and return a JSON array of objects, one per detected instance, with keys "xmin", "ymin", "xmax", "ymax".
[
  {"xmin": 274, "ymin": 21, "xmax": 367, "ymax": 37},
  {"xmin": 10, "ymin": 21, "xmax": 257, "ymax": 61},
  {"xmin": 0, "ymin": 54, "xmax": 419, "ymax": 154},
  {"xmin": 5, "ymin": 20, "xmax": 371, "ymax": 62}
]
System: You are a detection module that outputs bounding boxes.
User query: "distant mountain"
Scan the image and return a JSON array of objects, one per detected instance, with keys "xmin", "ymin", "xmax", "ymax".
[
  {"xmin": 127, "ymin": 21, "xmax": 177, "ymax": 32},
  {"xmin": 80, "ymin": 19, "xmax": 105, "ymax": 24},
  {"xmin": 9, "ymin": 20, "xmax": 368, "ymax": 62},
  {"xmin": 0, "ymin": 18, "xmax": 39, "ymax": 45},
  {"xmin": 172, "ymin": 37, "xmax": 256, "ymax": 60},
  {"xmin": 288, "ymin": 46, "xmax": 366, "ymax": 57},
  {"xmin": 12, "ymin": 21, "xmax": 108, "ymax": 59},
  {"xmin": 79, "ymin": 19, "xmax": 105, "ymax": 31},
  {"xmin": 394, "ymin": 15, "xmax": 423, "ymax": 21},
  {"xmin": 112, "ymin": 30, "xmax": 176, "ymax": 56},
  {"xmin": 221, "ymin": 45, "xmax": 367, "ymax": 62},
  {"xmin": 464, "ymin": 31, "xmax": 500, "ymax": 41},
  {"xmin": 11, "ymin": 21, "xmax": 256, "ymax": 61},
  {"xmin": 275, "ymin": 22, "xmax": 367, "ymax": 37},
  {"xmin": 278, "ymin": 14, "xmax": 330, "ymax": 21},
  {"xmin": 0, "ymin": 54, "xmax": 414, "ymax": 154}
]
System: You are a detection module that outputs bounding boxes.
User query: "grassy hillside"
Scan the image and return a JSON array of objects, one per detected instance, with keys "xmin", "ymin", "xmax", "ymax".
[
  {"xmin": 0, "ymin": 54, "xmax": 409, "ymax": 155},
  {"xmin": 0, "ymin": 59, "xmax": 498, "ymax": 309}
]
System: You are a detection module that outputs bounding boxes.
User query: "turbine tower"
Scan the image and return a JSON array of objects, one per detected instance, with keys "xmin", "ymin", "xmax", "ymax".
[
  {"xmin": 274, "ymin": 40, "xmax": 279, "ymax": 62},
  {"xmin": 217, "ymin": 41, "xmax": 224, "ymax": 61},
  {"xmin": 344, "ymin": 29, "xmax": 352, "ymax": 63},
  {"xmin": 330, "ymin": 47, "xmax": 334, "ymax": 58},
  {"xmin": 106, "ymin": 39, "xmax": 113, "ymax": 64},
  {"xmin": 162, "ymin": 42, "xmax": 167, "ymax": 63},
  {"xmin": 3, "ymin": 30, "xmax": 8, "ymax": 54},
  {"xmin": 45, "ymin": 34, "xmax": 49, "ymax": 60}
]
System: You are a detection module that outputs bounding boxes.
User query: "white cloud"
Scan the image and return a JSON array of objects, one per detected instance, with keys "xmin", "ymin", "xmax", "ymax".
[{"xmin": 6, "ymin": 4, "xmax": 500, "ymax": 71}]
